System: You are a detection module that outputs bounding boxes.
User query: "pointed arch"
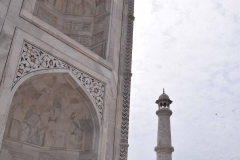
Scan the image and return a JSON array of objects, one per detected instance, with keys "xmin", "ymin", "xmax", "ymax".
[{"xmin": 3, "ymin": 71, "xmax": 101, "ymax": 159}]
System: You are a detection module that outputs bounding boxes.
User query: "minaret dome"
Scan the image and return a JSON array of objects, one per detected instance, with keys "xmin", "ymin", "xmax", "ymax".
[{"xmin": 155, "ymin": 89, "xmax": 173, "ymax": 109}]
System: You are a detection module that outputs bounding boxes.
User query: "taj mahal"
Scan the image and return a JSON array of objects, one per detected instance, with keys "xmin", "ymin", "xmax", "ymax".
[{"xmin": 0, "ymin": 0, "xmax": 174, "ymax": 160}]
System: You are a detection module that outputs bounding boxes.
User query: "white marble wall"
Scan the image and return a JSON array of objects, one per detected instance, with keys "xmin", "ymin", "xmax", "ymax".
[{"xmin": 0, "ymin": 0, "xmax": 129, "ymax": 160}]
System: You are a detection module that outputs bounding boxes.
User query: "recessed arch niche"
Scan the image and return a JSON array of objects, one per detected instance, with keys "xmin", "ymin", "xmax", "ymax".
[
  {"xmin": 33, "ymin": 0, "xmax": 110, "ymax": 58},
  {"xmin": 3, "ymin": 73, "xmax": 100, "ymax": 159}
]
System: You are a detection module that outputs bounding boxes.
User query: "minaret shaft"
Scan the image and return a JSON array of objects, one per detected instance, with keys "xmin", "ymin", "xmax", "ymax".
[
  {"xmin": 157, "ymin": 111, "xmax": 172, "ymax": 147},
  {"xmin": 155, "ymin": 109, "xmax": 173, "ymax": 160}
]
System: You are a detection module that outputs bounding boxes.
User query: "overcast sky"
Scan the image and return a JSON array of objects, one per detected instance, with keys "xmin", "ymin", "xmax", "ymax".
[{"xmin": 128, "ymin": 0, "xmax": 240, "ymax": 160}]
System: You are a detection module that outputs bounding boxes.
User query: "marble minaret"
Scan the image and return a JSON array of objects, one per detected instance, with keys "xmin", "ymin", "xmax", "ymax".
[{"xmin": 155, "ymin": 89, "xmax": 174, "ymax": 160}]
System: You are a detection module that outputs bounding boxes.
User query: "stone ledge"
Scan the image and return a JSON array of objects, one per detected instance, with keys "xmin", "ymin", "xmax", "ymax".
[
  {"xmin": 154, "ymin": 146, "xmax": 174, "ymax": 153},
  {"xmin": 120, "ymin": 143, "xmax": 129, "ymax": 148},
  {"xmin": 128, "ymin": 14, "xmax": 135, "ymax": 21},
  {"xmin": 124, "ymin": 71, "xmax": 132, "ymax": 78}
]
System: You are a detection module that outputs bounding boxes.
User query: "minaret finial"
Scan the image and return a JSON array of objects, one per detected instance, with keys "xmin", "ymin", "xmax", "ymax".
[{"xmin": 163, "ymin": 88, "xmax": 165, "ymax": 93}]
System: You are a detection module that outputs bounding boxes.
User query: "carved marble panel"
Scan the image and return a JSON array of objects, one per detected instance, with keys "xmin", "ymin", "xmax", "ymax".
[
  {"xmin": 91, "ymin": 43, "xmax": 105, "ymax": 58},
  {"xmin": 43, "ymin": 0, "xmax": 96, "ymax": 17},
  {"xmin": 63, "ymin": 21, "xmax": 72, "ymax": 30},
  {"xmin": 68, "ymin": 35, "xmax": 90, "ymax": 46},
  {"xmin": 80, "ymin": 35, "xmax": 90, "ymax": 46},
  {"xmin": 82, "ymin": 23, "xmax": 91, "ymax": 32},
  {"xmin": 96, "ymin": 0, "xmax": 106, "ymax": 15},
  {"xmin": 8, "ymin": 151, "xmax": 33, "ymax": 160},
  {"xmin": 93, "ymin": 31, "xmax": 104, "ymax": 44},
  {"xmin": 39, "ymin": 152, "xmax": 65, "ymax": 160},
  {"xmin": 7, "ymin": 73, "xmax": 95, "ymax": 150},
  {"xmin": 95, "ymin": 18, "xmax": 105, "ymax": 31},
  {"xmin": 73, "ymin": 22, "xmax": 81, "ymax": 31},
  {"xmin": 44, "ymin": 0, "xmax": 95, "ymax": 17},
  {"xmin": 45, "ymin": 0, "xmax": 56, "ymax": 6},
  {"xmin": 68, "ymin": 34, "xmax": 80, "ymax": 43},
  {"xmin": 8, "ymin": 119, "xmax": 20, "ymax": 140},
  {"xmin": 37, "ymin": 7, "xmax": 58, "ymax": 27},
  {"xmin": 65, "ymin": 0, "xmax": 77, "ymax": 15},
  {"xmin": 55, "ymin": 0, "xmax": 67, "ymax": 13}
]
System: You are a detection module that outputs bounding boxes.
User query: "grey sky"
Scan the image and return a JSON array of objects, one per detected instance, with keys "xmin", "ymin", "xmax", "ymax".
[{"xmin": 129, "ymin": 0, "xmax": 240, "ymax": 160}]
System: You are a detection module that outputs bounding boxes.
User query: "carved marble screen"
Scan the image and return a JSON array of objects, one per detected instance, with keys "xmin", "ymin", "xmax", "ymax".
[
  {"xmin": 33, "ymin": 0, "xmax": 110, "ymax": 58},
  {"xmin": 4, "ymin": 73, "xmax": 98, "ymax": 152}
]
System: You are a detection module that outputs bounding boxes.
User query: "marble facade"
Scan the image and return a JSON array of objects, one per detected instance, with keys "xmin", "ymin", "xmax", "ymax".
[{"xmin": 0, "ymin": 0, "xmax": 135, "ymax": 160}]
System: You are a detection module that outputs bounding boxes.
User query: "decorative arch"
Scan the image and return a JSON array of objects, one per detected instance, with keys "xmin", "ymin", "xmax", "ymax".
[
  {"xmin": 4, "ymin": 72, "xmax": 101, "ymax": 159},
  {"xmin": 13, "ymin": 41, "xmax": 105, "ymax": 117}
]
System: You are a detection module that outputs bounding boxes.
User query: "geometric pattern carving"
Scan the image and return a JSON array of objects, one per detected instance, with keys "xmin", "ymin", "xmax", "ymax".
[
  {"xmin": 63, "ymin": 21, "xmax": 91, "ymax": 32},
  {"xmin": 44, "ymin": 0, "xmax": 95, "ymax": 17},
  {"xmin": 120, "ymin": 145, "xmax": 128, "ymax": 160},
  {"xmin": 13, "ymin": 41, "xmax": 105, "ymax": 116},
  {"xmin": 120, "ymin": 0, "xmax": 135, "ymax": 159},
  {"xmin": 67, "ymin": 35, "xmax": 90, "ymax": 46}
]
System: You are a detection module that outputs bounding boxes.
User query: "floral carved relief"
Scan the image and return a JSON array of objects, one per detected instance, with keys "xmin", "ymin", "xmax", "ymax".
[{"xmin": 13, "ymin": 41, "xmax": 105, "ymax": 116}]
